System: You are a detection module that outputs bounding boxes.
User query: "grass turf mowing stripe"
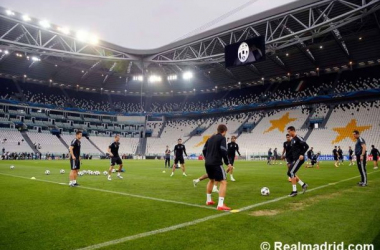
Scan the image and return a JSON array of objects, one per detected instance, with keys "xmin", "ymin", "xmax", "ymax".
[
  {"xmin": 0, "ymin": 173, "xmax": 215, "ymax": 210},
  {"xmin": 76, "ymin": 170, "xmax": 380, "ymax": 250}
]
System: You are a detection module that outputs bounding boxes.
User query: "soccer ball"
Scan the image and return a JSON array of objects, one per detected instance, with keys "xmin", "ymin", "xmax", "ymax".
[
  {"xmin": 261, "ymin": 187, "xmax": 270, "ymax": 196},
  {"xmin": 10, "ymin": 165, "xmax": 14, "ymax": 169},
  {"xmin": 45, "ymin": 170, "xmax": 50, "ymax": 175},
  {"xmin": 103, "ymin": 171, "xmax": 108, "ymax": 176},
  {"xmin": 78, "ymin": 171, "xmax": 84, "ymax": 176},
  {"xmin": 60, "ymin": 169, "xmax": 65, "ymax": 174},
  {"xmin": 89, "ymin": 171, "xmax": 94, "ymax": 175},
  {"xmin": 162, "ymin": 170, "xmax": 166, "ymax": 173},
  {"xmin": 83, "ymin": 170, "xmax": 88, "ymax": 174},
  {"xmin": 95, "ymin": 171, "xmax": 100, "ymax": 176},
  {"xmin": 112, "ymin": 169, "xmax": 116, "ymax": 173}
]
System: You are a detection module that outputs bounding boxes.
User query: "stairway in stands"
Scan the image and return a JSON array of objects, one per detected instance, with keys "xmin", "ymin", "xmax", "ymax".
[
  {"xmin": 86, "ymin": 137, "xmax": 105, "ymax": 155},
  {"xmin": 56, "ymin": 134, "xmax": 69, "ymax": 149},
  {"xmin": 20, "ymin": 131, "xmax": 40, "ymax": 154},
  {"xmin": 136, "ymin": 137, "xmax": 147, "ymax": 156}
]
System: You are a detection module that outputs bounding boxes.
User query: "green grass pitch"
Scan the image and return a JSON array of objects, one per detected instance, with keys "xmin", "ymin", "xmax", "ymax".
[{"xmin": 0, "ymin": 159, "xmax": 379, "ymax": 250}]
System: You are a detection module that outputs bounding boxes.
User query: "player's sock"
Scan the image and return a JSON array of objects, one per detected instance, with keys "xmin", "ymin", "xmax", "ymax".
[
  {"xmin": 117, "ymin": 173, "xmax": 120, "ymax": 176},
  {"xmin": 170, "ymin": 172, "xmax": 174, "ymax": 177},
  {"xmin": 207, "ymin": 194, "xmax": 212, "ymax": 203},
  {"xmin": 292, "ymin": 185, "xmax": 297, "ymax": 192},
  {"xmin": 73, "ymin": 180, "xmax": 77, "ymax": 184},
  {"xmin": 69, "ymin": 181, "xmax": 73, "ymax": 185},
  {"xmin": 194, "ymin": 179, "xmax": 200, "ymax": 183},
  {"xmin": 230, "ymin": 174, "xmax": 234, "ymax": 179},
  {"xmin": 298, "ymin": 180, "xmax": 304, "ymax": 186},
  {"xmin": 183, "ymin": 172, "xmax": 187, "ymax": 176},
  {"xmin": 218, "ymin": 197, "xmax": 225, "ymax": 207}
]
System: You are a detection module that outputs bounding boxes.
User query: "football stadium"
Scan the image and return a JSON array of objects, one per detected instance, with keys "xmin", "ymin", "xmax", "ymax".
[{"xmin": 1, "ymin": 0, "xmax": 380, "ymax": 249}]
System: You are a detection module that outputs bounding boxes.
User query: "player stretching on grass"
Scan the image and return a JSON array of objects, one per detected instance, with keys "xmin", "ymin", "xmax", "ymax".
[
  {"xmin": 287, "ymin": 126, "xmax": 309, "ymax": 197},
  {"xmin": 203, "ymin": 124, "xmax": 233, "ymax": 211},
  {"xmin": 107, "ymin": 134, "xmax": 123, "ymax": 181},
  {"xmin": 171, "ymin": 139, "xmax": 187, "ymax": 177},
  {"xmin": 227, "ymin": 135, "xmax": 241, "ymax": 181},
  {"xmin": 69, "ymin": 131, "xmax": 82, "ymax": 187},
  {"xmin": 281, "ymin": 133, "xmax": 293, "ymax": 182}
]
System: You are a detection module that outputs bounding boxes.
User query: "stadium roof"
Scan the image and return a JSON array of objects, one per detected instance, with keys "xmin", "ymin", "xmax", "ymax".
[
  {"xmin": 0, "ymin": 0, "xmax": 380, "ymax": 96},
  {"xmin": 0, "ymin": 0, "xmax": 299, "ymax": 51}
]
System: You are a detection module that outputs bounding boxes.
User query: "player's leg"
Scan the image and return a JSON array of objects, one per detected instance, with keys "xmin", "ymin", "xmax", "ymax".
[
  {"xmin": 170, "ymin": 159, "xmax": 177, "ymax": 176},
  {"xmin": 193, "ymin": 174, "xmax": 208, "ymax": 187},
  {"xmin": 361, "ymin": 156, "xmax": 367, "ymax": 186},
  {"xmin": 117, "ymin": 164, "xmax": 123, "ymax": 179},
  {"xmin": 181, "ymin": 162, "xmax": 187, "ymax": 176},
  {"xmin": 356, "ymin": 156, "xmax": 364, "ymax": 185},
  {"xmin": 108, "ymin": 158, "xmax": 115, "ymax": 180},
  {"xmin": 227, "ymin": 156, "xmax": 236, "ymax": 181},
  {"xmin": 288, "ymin": 159, "xmax": 307, "ymax": 196},
  {"xmin": 206, "ymin": 179, "xmax": 215, "ymax": 205}
]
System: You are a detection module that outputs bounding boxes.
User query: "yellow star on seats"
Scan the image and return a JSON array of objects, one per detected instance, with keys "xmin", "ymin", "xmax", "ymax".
[
  {"xmin": 331, "ymin": 119, "xmax": 372, "ymax": 144},
  {"xmin": 264, "ymin": 112, "xmax": 297, "ymax": 134},
  {"xmin": 195, "ymin": 135, "xmax": 211, "ymax": 147}
]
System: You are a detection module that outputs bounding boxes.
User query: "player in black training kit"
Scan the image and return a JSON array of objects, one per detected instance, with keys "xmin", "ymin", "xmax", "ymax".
[
  {"xmin": 107, "ymin": 134, "xmax": 123, "ymax": 181},
  {"xmin": 69, "ymin": 131, "xmax": 82, "ymax": 187},
  {"xmin": 281, "ymin": 134, "xmax": 293, "ymax": 182},
  {"xmin": 267, "ymin": 148, "xmax": 273, "ymax": 165},
  {"xmin": 353, "ymin": 130, "xmax": 368, "ymax": 186},
  {"xmin": 287, "ymin": 126, "xmax": 309, "ymax": 197},
  {"xmin": 333, "ymin": 146, "xmax": 339, "ymax": 167},
  {"xmin": 348, "ymin": 146, "xmax": 354, "ymax": 166},
  {"xmin": 370, "ymin": 145, "xmax": 379, "ymax": 170},
  {"xmin": 164, "ymin": 145, "xmax": 171, "ymax": 168},
  {"xmin": 171, "ymin": 138, "xmax": 188, "ymax": 177},
  {"xmin": 338, "ymin": 146, "xmax": 344, "ymax": 165},
  {"xmin": 227, "ymin": 135, "xmax": 241, "ymax": 182},
  {"xmin": 202, "ymin": 124, "xmax": 233, "ymax": 211},
  {"xmin": 306, "ymin": 147, "xmax": 314, "ymax": 167}
]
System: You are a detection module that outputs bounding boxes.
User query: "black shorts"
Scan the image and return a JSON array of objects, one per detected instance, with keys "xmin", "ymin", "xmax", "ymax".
[
  {"xmin": 373, "ymin": 155, "xmax": 378, "ymax": 161},
  {"xmin": 334, "ymin": 156, "xmax": 338, "ymax": 161},
  {"xmin": 70, "ymin": 158, "xmax": 80, "ymax": 170},
  {"xmin": 205, "ymin": 164, "xmax": 226, "ymax": 182},
  {"xmin": 286, "ymin": 156, "xmax": 293, "ymax": 165},
  {"xmin": 175, "ymin": 157, "xmax": 185, "ymax": 164},
  {"xmin": 311, "ymin": 160, "xmax": 317, "ymax": 166},
  {"xmin": 110, "ymin": 156, "xmax": 123, "ymax": 166},
  {"xmin": 349, "ymin": 156, "xmax": 353, "ymax": 160},
  {"xmin": 287, "ymin": 158, "xmax": 305, "ymax": 178},
  {"xmin": 228, "ymin": 155, "xmax": 235, "ymax": 165}
]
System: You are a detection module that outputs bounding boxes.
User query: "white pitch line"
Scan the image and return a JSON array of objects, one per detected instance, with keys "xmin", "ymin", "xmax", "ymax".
[
  {"xmin": 0, "ymin": 173, "xmax": 214, "ymax": 210},
  {"xmin": 76, "ymin": 170, "xmax": 379, "ymax": 250}
]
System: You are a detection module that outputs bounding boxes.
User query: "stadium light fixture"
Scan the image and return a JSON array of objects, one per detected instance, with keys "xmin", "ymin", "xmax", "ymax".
[
  {"xmin": 23, "ymin": 75, "xmax": 27, "ymax": 78},
  {"xmin": 57, "ymin": 26, "xmax": 70, "ymax": 35},
  {"xmin": 261, "ymin": 77, "xmax": 264, "ymax": 81},
  {"xmin": 39, "ymin": 20, "xmax": 51, "ymax": 28},
  {"xmin": 183, "ymin": 71, "xmax": 193, "ymax": 80},
  {"xmin": 22, "ymin": 15, "xmax": 31, "ymax": 22},
  {"xmin": 31, "ymin": 56, "xmax": 40, "ymax": 61},
  {"xmin": 76, "ymin": 30, "xmax": 89, "ymax": 42},
  {"xmin": 149, "ymin": 75, "xmax": 162, "ymax": 83},
  {"xmin": 319, "ymin": 45, "xmax": 323, "ymax": 49},
  {"xmin": 167, "ymin": 74, "xmax": 177, "ymax": 81},
  {"xmin": 286, "ymin": 53, "xmax": 289, "ymax": 57},
  {"xmin": 5, "ymin": 10, "xmax": 15, "ymax": 16},
  {"xmin": 89, "ymin": 35, "xmax": 99, "ymax": 45},
  {"xmin": 359, "ymin": 37, "xmax": 362, "ymax": 40},
  {"xmin": 49, "ymin": 79, "xmax": 53, "ymax": 83},
  {"xmin": 4, "ymin": 50, "xmax": 9, "ymax": 55}
]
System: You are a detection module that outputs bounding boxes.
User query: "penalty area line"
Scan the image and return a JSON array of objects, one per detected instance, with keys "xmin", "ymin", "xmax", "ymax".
[{"xmin": 75, "ymin": 170, "xmax": 380, "ymax": 250}]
